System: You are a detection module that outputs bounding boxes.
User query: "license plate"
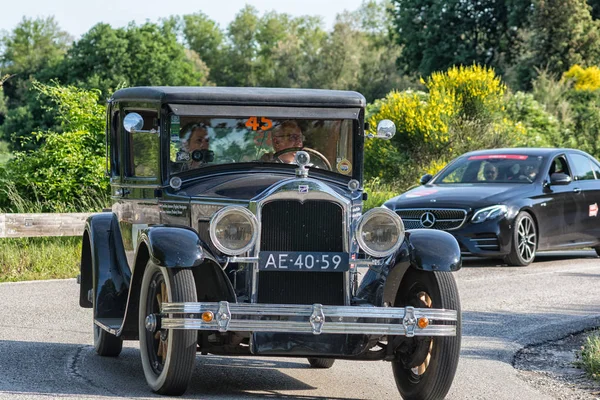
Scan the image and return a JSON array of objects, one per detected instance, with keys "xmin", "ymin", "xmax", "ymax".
[{"xmin": 258, "ymin": 251, "xmax": 349, "ymax": 272}]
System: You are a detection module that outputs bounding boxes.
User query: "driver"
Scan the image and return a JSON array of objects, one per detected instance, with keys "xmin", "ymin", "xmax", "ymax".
[{"xmin": 261, "ymin": 120, "xmax": 304, "ymax": 163}]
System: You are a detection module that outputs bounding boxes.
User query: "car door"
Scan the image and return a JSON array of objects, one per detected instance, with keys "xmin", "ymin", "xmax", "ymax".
[
  {"xmin": 567, "ymin": 152, "xmax": 600, "ymax": 244},
  {"xmin": 538, "ymin": 155, "xmax": 581, "ymax": 247}
]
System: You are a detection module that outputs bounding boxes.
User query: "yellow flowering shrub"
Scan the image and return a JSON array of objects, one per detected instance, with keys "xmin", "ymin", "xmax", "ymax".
[{"xmin": 563, "ymin": 65, "xmax": 600, "ymax": 91}]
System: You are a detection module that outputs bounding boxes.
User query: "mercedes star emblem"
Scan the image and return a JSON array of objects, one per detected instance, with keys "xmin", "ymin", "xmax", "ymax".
[{"xmin": 420, "ymin": 211, "xmax": 436, "ymax": 228}]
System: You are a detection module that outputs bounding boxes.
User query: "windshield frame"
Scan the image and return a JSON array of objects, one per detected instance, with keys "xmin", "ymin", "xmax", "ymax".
[{"xmin": 162, "ymin": 104, "xmax": 364, "ymax": 184}]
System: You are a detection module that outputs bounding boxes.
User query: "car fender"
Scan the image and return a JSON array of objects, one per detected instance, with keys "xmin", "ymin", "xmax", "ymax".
[
  {"xmin": 116, "ymin": 225, "xmax": 236, "ymax": 339},
  {"xmin": 79, "ymin": 213, "xmax": 131, "ymax": 320},
  {"xmin": 357, "ymin": 229, "xmax": 461, "ymax": 307}
]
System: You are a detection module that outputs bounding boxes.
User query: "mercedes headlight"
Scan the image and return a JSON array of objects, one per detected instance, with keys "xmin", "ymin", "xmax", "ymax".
[
  {"xmin": 209, "ymin": 206, "xmax": 258, "ymax": 255},
  {"xmin": 471, "ymin": 205, "xmax": 508, "ymax": 224},
  {"xmin": 356, "ymin": 207, "xmax": 405, "ymax": 258}
]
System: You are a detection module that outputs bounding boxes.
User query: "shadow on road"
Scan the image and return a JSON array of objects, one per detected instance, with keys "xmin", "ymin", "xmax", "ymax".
[{"xmin": 0, "ymin": 340, "xmax": 362, "ymax": 399}]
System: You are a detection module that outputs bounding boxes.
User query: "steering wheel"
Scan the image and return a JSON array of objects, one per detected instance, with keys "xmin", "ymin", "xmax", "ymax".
[{"xmin": 273, "ymin": 147, "xmax": 332, "ymax": 171}]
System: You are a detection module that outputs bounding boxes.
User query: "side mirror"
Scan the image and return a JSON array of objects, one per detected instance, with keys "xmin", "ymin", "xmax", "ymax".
[
  {"xmin": 420, "ymin": 174, "xmax": 433, "ymax": 185},
  {"xmin": 123, "ymin": 112, "xmax": 144, "ymax": 132},
  {"xmin": 549, "ymin": 172, "xmax": 572, "ymax": 186},
  {"xmin": 366, "ymin": 119, "xmax": 396, "ymax": 139}
]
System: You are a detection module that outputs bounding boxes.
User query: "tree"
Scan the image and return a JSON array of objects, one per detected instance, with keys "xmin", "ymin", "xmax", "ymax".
[
  {"xmin": 390, "ymin": 0, "xmax": 533, "ymax": 76},
  {"xmin": 55, "ymin": 22, "xmax": 208, "ymax": 98},
  {"xmin": 528, "ymin": 0, "xmax": 600, "ymax": 77},
  {"xmin": 0, "ymin": 16, "xmax": 71, "ymax": 106},
  {"xmin": 182, "ymin": 12, "xmax": 224, "ymax": 82}
]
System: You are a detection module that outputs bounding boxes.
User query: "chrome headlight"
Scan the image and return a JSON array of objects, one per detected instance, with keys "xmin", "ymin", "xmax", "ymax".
[
  {"xmin": 471, "ymin": 205, "xmax": 508, "ymax": 224},
  {"xmin": 356, "ymin": 207, "xmax": 405, "ymax": 258},
  {"xmin": 209, "ymin": 206, "xmax": 258, "ymax": 255}
]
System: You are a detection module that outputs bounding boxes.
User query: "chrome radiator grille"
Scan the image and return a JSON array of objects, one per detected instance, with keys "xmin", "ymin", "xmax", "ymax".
[
  {"xmin": 395, "ymin": 208, "xmax": 467, "ymax": 231},
  {"xmin": 258, "ymin": 200, "xmax": 345, "ymax": 305}
]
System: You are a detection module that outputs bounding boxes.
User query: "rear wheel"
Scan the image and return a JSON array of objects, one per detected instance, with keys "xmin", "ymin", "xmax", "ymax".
[
  {"xmin": 391, "ymin": 269, "xmax": 461, "ymax": 400},
  {"xmin": 505, "ymin": 211, "xmax": 537, "ymax": 266},
  {"xmin": 93, "ymin": 323, "xmax": 123, "ymax": 357},
  {"xmin": 307, "ymin": 358, "xmax": 335, "ymax": 368},
  {"xmin": 139, "ymin": 262, "xmax": 197, "ymax": 395}
]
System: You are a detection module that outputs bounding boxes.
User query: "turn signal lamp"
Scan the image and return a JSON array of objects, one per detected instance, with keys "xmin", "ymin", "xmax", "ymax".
[
  {"xmin": 202, "ymin": 311, "xmax": 214, "ymax": 323},
  {"xmin": 417, "ymin": 317, "xmax": 429, "ymax": 329}
]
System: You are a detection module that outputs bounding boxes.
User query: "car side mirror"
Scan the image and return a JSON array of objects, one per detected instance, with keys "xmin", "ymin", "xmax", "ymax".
[
  {"xmin": 420, "ymin": 174, "xmax": 433, "ymax": 185},
  {"xmin": 366, "ymin": 119, "xmax": 396, "ymax": 139},
  {"xmin": 549, "ymin": 172, "xmax": 572, "ymax": 186}
]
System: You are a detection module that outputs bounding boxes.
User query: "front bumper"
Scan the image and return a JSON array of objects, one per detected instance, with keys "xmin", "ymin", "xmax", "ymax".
[{"xmin": 159, "ymin": 301, "xmax": 457, "ymax": 337}]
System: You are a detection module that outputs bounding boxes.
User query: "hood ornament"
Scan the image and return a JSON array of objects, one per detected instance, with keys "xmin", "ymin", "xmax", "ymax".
[{"xmin": 294, "ymin": 151, "xmax": 310, "ymax": 178}]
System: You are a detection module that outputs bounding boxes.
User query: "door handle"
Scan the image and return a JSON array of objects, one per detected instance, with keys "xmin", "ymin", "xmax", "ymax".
[{"xmin": 573, "ymin": 187, "xmax": 582, "ymax": 194}]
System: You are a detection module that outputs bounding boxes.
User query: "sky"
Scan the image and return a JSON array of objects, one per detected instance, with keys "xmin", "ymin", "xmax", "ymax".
[{"xmin": 1, "ymin": 0, "xmax": 366, "ymax": 38}]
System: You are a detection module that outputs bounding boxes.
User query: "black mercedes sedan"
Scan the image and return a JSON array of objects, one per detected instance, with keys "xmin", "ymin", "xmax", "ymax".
[{"xmin": 384, "ymin": 148, "xmax": 600, "ymax": 266}]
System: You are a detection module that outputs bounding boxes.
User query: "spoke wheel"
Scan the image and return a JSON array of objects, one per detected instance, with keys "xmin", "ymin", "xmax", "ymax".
[
  {"xmin": 391, "ymin": 269, "xmax": 461, "ymax": 400},
  {"xmin": 505, "ymin": 212, "xmax": 537, "ymax": 266},
  {"xmin": 139, "ymin": 262, "xmax": 197, "ymax": 395}
]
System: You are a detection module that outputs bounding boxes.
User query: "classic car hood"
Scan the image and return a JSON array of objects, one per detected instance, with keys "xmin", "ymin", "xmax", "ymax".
[{"xmin": 384, "ymin": 183, "xmax": 535, "ymax": 210}]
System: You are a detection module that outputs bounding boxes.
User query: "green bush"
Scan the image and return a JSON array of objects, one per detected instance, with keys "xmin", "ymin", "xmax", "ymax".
[{"xmin": 0, "ymin": 81, "xmax": 108, "ymax": 212}]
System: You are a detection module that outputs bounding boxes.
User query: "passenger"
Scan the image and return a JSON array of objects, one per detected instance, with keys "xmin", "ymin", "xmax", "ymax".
[
  {"xmin": 261, "ymin": 121, "xmax": 304, "ymax": 163},
  {"xmin": 483, "ymin": 163, "xmax": 499, "ymax": 181},
  {"xmin": 183, "ymin": 124, "xmax": 210, "ymax": 168}
]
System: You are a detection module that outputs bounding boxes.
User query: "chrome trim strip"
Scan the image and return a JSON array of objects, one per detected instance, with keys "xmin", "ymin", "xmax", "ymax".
[{"xmin": 160, "ymin": 301, "xmax": 458, "ymax": 336}]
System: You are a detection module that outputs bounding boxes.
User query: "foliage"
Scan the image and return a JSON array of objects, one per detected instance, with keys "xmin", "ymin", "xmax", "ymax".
[
  {"xmin": 0, "ymin": 236, "xmax": 81, "ymax": 282},
  {"xmin": 575, "ymin": 331, "xmax": 600, "ymax": 380},
  {"xmin": 563, "ymin": 65, "xmax": 600, "ymax": 91},
  {"xmin": 0, "ymin": 16, "xmax": 71, "ymax": 105},
  {"xmin": 527, "ymin": 0, "xmax": 600, "ymax": 77},
  {"xmin": 363, "ymin": 177, "xmax": 402, "ymax": 211},
  {"xmin": 504, "ymin": 91, "xmax": 560, "ymax": 147},
  {"xmin": 54, "ymin": 22, "xmax": 208, "ymax": 98},
  {"xmin": 389, "ymin": 0, "xmax": 533, "ymax": 77},
  {"xmin": 365, "ymin": 65, "xmax": 525, "ymax": 186},
  {"xmin": 426, "ymin": 65, "xmax": 506, "ymax": 121},
  {"xmin": 0, "ymin": 82, "xmax": 108, "ymax": 212}
]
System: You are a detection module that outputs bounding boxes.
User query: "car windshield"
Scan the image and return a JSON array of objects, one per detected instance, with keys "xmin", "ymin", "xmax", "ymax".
[
  {"xmin": 168, "ymin": 115, "xmax": 354, "ymax": 176},
  {"xmin": 435, "ymin": 154, "xmax": 546, "ymax": 184}
]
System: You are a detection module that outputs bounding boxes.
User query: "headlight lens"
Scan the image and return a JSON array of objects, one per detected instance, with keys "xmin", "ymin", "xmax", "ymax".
[
  {"xmin": 210, "ymin": 206, "xmax": 258, "ymax": 255},
  {"xmin": 471, "ymin": 205, "xmax": 508, "ymax": 224},
  {"xmin": 356, "ymin": 207, "xmax": 405, "ymax": 258}
]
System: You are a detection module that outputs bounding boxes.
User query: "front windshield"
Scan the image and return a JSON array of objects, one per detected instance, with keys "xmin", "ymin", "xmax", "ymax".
[
  {"xmin": 169, "ymin": 115, "xmax": 354, "ymax": 177},
  {"xmin": 435, "ymin": 154, "xmax": 546, "ymax": 184}
]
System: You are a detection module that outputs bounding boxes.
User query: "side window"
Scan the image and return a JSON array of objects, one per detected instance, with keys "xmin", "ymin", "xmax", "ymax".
[
  {"xmin": 549, "ymin": 156, "xmax": 571, "ymax": 177},
  {"xmin": 110, "ymin": 110, "xmax": 120, "ymax": 176},
  {"xmin": 570, "ymin": 154, "xmax": 595, "ymax": 181},
  {"xmin": 126, "ymin": 111, "xmax": 160, "ymax": 178}
]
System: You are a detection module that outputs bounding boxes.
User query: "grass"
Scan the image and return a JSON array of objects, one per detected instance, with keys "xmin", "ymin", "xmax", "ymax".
[
  {"xmin": 363, "ymin": 177, "xmax": 404, "ymax": 211},
  {"xmin": 0, "ymin": 236, "xmax": 82, "ymax": 283},
  {"xmin": 575, "ymin": 331, "xmax": 600, "ymax": 380}
]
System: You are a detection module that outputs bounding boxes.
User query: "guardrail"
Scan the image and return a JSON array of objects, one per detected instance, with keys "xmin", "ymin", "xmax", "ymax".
[{"xmin": 0, "ymin": 213, "xmax": 92, "ymax": 238}]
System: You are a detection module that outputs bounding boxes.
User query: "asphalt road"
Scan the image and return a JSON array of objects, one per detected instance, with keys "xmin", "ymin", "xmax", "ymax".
[{"xmin": 1, "ymin": 250, "xmax": 599, "ymax": 400}]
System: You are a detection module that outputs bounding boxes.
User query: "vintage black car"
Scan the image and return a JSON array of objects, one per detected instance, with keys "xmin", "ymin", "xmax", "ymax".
[
  {"xmin": 78, "ymin": 87, "xmax": 461, "ymax": 398},
  {"xmin": 385, "ymin": 148, "xmax": 600, "ymax": 266}
]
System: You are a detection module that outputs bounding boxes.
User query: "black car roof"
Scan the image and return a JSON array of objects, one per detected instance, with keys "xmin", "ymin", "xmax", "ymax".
[
  {"xmin": 111, "ymin": 86, "xmax": 366, "ymax": 108},
  {"xmin": 461, "ymin": 148, "xmax": 584, "ymax": 158}
]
